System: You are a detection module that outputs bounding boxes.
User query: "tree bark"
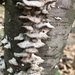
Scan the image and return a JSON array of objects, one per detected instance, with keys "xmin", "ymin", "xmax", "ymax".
[
  {"xmin": 4, "ymin": 0, "xmax": 31, "ymax": 75},
  {"xmin": 3, "ymin": 0, "xmax": 75, "ymax": 75}
]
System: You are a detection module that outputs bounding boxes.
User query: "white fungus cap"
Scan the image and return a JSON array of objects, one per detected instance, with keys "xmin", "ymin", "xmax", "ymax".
[
  {"xmin": 14, "ymin": 33, "xmax": 24, "ymax": 40},
  {"xmin": 50, "ymin": 2, "xmax": 56, "ymax": 8},
  {"xmin": 17, "ymin": 40, "xmax": 33, "ymax": 48},
  {"xmin": 7, "ymin": 67, "xmax": 13, "ymax": 73},
  {"xmin": 35, "ymin": 22, "xmax": 55, "ymax": 29},
  {"xmin": 8, "ymin": 58, "xmax": 18, "ymax": 66},
  {"xmin": 0, "ymin": 60, "xmax": 5, "ymax": 70},
  {"xmin": 22, "ymin": 54, "xmax": 44, "ymax": 65},
  {"xmin": 22, "ymin": 0, "xmax": 44, "ymax": 8},
  {"xmin": 45, "ymin": 0, "xmax": 57, "ymax": 3},
  {"xmin": 26, "ymin": 32, "xmax": 49, "ymax": 39},
  {"xmin": 31, "ymin": 64, "xmax": 44, "ymax": 71},
  {"xmin": 14, "ymin": 52, "xmax": 29, "ymax": 57},
  {"xmin": 4, "ymin": 42, "xmax": 11, "ymax": 49},
  {"xmin": 33, "ymin": 39, "xmax": 45, "ymax": 48},
  {"xmin": 25, "ymin": 48, "xmax": 38, "ymax": 53},
  {"xmin": 42, "ymin": 5, "xmax": 49, "ymax": 14},
  {"xmin": 21, "ymin": 26, "xmax": 34, "ymax": 32},
  {"xmin": 1, "ymin": 35, "xmax": 8, "ymax": 44},
  {"xmin": 19, "ymin": 16, "xmax": 41, "ymax": 24},
  {"xmin": 31, "ymin": 54, "xmax": 44, "ymax": 65}
]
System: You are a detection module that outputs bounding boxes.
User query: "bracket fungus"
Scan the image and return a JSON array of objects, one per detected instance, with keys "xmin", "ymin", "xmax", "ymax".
[
  {"xmin": 14, "ymin": 52, "xmax": 30, "ymax": 57},
  {"xmin": 16, "ymin": 2, "xmax": 32, "ymax": 10},
  {"xmin": 16, "ymin": 2, "xmax": 25, "ymax": 8},
  {"xmin": 30, "ymin": 54, "xmax": 44, "ymax": 65},
  {"xmin": 21, "ymin": 57, "xmax": 31, "ymax": 63},
  {"xmin": 22, "ymin": 0, "xmax": 44, "ymax": 8},
  {"xmin": 35, "ymin": 22, "xmax": 55, "ymax": 29},
  {"xmin": 1, "ymin": 35, "xmax": 8, "ymax": 45},
  {"xmin": 28, "ymin": 64, "xmax": 44, "ymax": 75},
  {"xmin": 45, "ymin": 0, "xmax": 57, "ymax": 4},
  {"xmin": 10, "ymin": 0, "xmax": 58, "ymax": 75},
  {"xmin": 14, "ymin": 33, "xmax": 24, "ymax": 41},
  {"xmin": 25, "ymin": 32, "xmax": 49, "ymax": 39},
  {"xmin": 21, "ymin": 53, "xmax": 44, "ymax": 65},
  {"xmin": 7, "ymin": 67, "xmax": 13, "ymax": 73},
  {"xmin": 31, "ymin": 64, "xmax": 44, "ymax": 71},
  {"xmin": 25, "ymin": 48, "xmax": 38, "ymax": 54},
  {"xmin": 50, "ymin": 2, "xmax": 56, "ymax": 8},
  {"xmin": 19, "ymin": 16, "xmax": 41, "ymax": 24},
  {"xmin": 21, "ymin": 26, "xmax": 34, "ymax": 32},
  {"xmin": 0, "ymin": 60, "xmax": 5, "ymax": 70},
  {"xmin": 27, "ymin": 69, "xmax": 43, "ymax": 75},
  {"xmin": 42, "ymin": 5, "xmax": 49, "ymax": 14},
  {"xmin": 33, "ymin": 39, "xmax": 45, "ymax": 48},
  {"xmin": 17, "ymin": 40, "xmax": 33, "ymax": 48},
  {"xmin": 4, "ymin": 42, "xmax": 11, "ymax": 49},
  {"xmin": 34, "ymin": 10, "xmax": 41, "ymax": 15},
  {"xmin": 8, "ymin": 58, "xmax": 18, "ymax": 66}
]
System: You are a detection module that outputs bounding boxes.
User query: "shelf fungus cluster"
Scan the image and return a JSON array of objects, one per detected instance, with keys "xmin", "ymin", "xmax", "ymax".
[
  {"xmin": 0, "ymin": 0, "xmax": 57, "ymax": 75},
  {"xmin": 16, "ymin": 0, "xmax": 57, "ymax": 75}
]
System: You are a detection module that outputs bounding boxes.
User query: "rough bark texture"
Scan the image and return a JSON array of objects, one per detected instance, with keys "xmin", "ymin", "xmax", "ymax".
[
  {"xmin": 41, "ymin": 0, "xmax": 75, "ymax": 74},
  {"xmin": 4, "ymin": 0, "xmax": 75, "ymax": 75}
]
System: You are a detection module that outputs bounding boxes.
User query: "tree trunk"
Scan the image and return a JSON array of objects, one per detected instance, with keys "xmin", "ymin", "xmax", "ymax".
[
  {"xmin": 3, "ymin": 0, "xmax": 75, "ymax": 75},
  {"xmin": 4, "ymin": 0, "xmax": 29, "ymax": 75}
]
